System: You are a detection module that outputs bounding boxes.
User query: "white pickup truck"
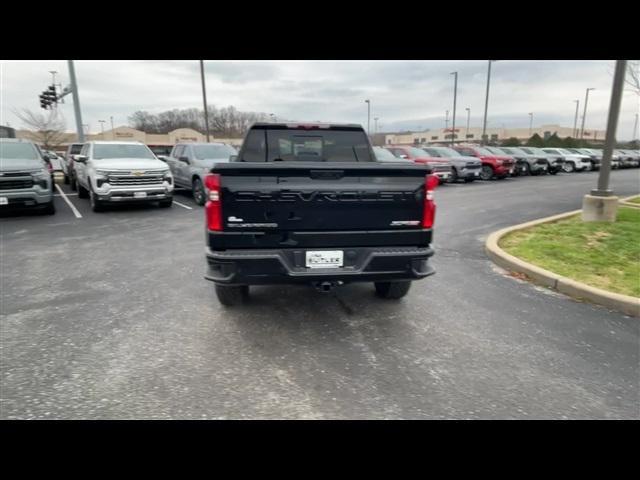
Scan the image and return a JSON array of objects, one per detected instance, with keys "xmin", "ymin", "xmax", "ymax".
[{"xmin": 73, "ymin": 141, "xmax": 174, "ymax": 212}]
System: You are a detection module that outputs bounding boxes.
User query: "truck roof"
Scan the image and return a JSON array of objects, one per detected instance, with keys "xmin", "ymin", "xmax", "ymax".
[
  {"xmin": 88, "ymin": 140, "xmax": 143, "ymax": 145},
  {"xmin": 250, "ymin": 122, "xmax": 364, "ymax": 130}
]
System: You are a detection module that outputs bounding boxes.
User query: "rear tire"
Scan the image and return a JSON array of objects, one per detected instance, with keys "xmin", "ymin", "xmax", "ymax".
[
  {"xmin": 480, "ymin": 165, "xmax": 493, "ymax": 181},
  {"xmin": 215, "ymin": 284, "xmax": 249, "ymax": 306},
  {"xmin": 374, "ymin": 281, "xmax": 412, "ymax": 299}
]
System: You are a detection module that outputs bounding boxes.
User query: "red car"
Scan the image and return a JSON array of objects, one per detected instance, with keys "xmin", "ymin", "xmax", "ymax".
[
  {"xmin": 452, "ymin": 145, "xmax": 515, "ymax": 180},
  {"xmin": 385, "ymin": 146, "xmax": 452, "ymax": 184}
]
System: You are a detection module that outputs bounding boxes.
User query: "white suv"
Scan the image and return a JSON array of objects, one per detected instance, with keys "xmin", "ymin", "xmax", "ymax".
[
  {"xmin": 73, "ymin": 141, "xmax": 174, "ymax": 212},
  {"xmin": 542, "ymin": 148, "xmax": 592, "ymax": 173}
]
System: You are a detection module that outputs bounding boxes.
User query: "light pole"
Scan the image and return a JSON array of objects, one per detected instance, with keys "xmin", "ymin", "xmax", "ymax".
[
  {"xmin": 99, "ymin": 120, "xmax": 106, "ymax": 139},
  {"xmin": 374, "ymin": 117, "xmax": 379, "ymax": 135},
  {"xmin": 572, "ymin": 100, "xmax": 580, "ymax": 138},
  {"xmin": 580, "ymin": 87, "xmax": 595, "ymax": 140},
  {"xmin": 482, "ymin": 60, "xmax": 495, "ymax": 145},
  {"xmin": 451, "ymin": 72, "xmax": 458, "ymax": 146},
  {"xmin": 67, "ymin": 60, "xmax": 85, "ymax": 142},
  {"xmin": 445, "ymin": 110, "xmax": 449, "ymax": 131},
  {"xmin": 582, "ymin": 60, "xmax": 627, "ymax": 222},
  {"xmin": 528, "ymin": 113, "xmax": 533, "ymax": 137},
  {"xmin": 365, "ymin": 99, "xmax": 371, "ymax": 136},
  {"xmin": 465, "ymin": 107, "xmax": 471, "ymax": 139},
  {"xmin": 200, "ymin": 60, "xmax": 210, "ymax": 142},
  {"xmin": 633, "ymin": 113, "xmax": 639, "ymax": 140},
  {"xmin": 110, "ymin": 116, "xmax": 115, "ymax": 139},
  {"xmin": 269, "ymin": 113, "xmax": 275, "ymax": 123}
]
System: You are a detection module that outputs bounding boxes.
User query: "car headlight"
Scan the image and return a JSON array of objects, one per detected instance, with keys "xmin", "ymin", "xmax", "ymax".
[
  {"xmin": 31, "ymin": 170, "xmax": 50, "ymax": 188},
  {"xmin": 496, "ymin": 159, "xmax": 503, "ymax": 165},
  {"xmin": 163, "ymin": 171, "xmax": 173, "ymax": 184},
  {"xmin": 95, "ymin": 170, "xmax": 109, "ymax": 177}
]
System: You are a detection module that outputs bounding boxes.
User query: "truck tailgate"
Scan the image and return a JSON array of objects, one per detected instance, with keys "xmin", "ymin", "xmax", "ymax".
[{"xmin": 209, "ymin": 162, "xmax": 433, "ymax": 249}]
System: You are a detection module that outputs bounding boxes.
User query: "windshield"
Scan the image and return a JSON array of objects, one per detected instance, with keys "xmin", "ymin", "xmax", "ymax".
[
  {"xmin": 193, "ymin": 144, "xmax": 237, "ymax": 160},
  {"xmin": 559, "ymin": 148, "xmax": 576, "ymax": 155},
  {"xmin": 69, "ymin": 144, "xmax": 83, "ymax": 155},
  {"xmin": 0, "ymin": 142, "xmax": 42, "ymax": 163},
  {"xmin": 473, "ymin": 147, "xmax": 495, "ymax": 156},
  {"xmin": 424, "ymin": 147, "xmax": 460, "ymax": 158},
  {"xmin": 485, "ymin": 147, "xmax": 507, "ymax": 155},
  {"xmin": 93, "ymin": 143, "xmax": 156, "ymax": 160},
  {"xmin": 521, "ymin": 147, "xmax": 545, "ymax": 155},
  {"xmin": 374, "ymin": 147, "xmax": 404, "ymax": 162}
]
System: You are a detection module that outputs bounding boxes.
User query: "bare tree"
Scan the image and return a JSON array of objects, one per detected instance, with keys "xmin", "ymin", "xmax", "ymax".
[
  {"xmin": 625, "ymin": 60, "xmax": 640, "ymax": 96},
  {"xmin": 13, "ymin": 108, "xmax": 67, "ymax": 149}
]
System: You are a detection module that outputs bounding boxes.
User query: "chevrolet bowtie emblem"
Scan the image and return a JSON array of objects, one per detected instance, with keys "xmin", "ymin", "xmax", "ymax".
[{"xmin": 132, "ymin": 171, "xmax": 144, "ymax": 176}]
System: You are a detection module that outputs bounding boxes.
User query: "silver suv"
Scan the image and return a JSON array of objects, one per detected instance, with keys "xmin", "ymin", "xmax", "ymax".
[
  {"xmin": 161, "ymin": 142, "xmax": 237, "ymax": 205},
  {"xmin": 0, "ymin": 139, "xmax": 55, "ymax": 214},
  {"xmin": 73, "ymin": 141, "xmax": 174, "ymax": 212}
]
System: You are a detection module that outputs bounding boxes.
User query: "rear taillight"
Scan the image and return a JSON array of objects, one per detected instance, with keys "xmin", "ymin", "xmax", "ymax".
[
  {"xmin": 204, "ymin": 173, "xmax": 222, "ymax": 231},
  {"xmin": 422, "ymin": 174, "xmax": 438, "ymax": 229}
]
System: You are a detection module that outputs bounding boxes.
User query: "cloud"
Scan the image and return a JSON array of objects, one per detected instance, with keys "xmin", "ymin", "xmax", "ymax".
[{"xmin": 1, "ymin": 60, "xmax": 638, "ymax": 140}]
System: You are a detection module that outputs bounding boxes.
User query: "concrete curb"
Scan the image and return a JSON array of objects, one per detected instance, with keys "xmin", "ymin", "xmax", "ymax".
[
  {"xmin": 485, "ymin": 209, "xmax": 640, "ymax": 318},
  {"xmin": 619, "ymin": 194, "xmax": 640, "ymax": 208}
]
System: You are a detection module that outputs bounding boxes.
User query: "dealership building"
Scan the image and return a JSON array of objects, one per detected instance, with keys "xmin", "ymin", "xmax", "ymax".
[
  {"xmin": 15, "ymin": 126, "xmax": 243, "ymax": 153},
  {"xmin": 382, "ymin": 124, "xmax": 607, "ymax": 146}
]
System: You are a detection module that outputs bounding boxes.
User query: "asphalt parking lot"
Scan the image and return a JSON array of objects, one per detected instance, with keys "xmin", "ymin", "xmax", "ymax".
[{"xmin": 1, "ymin": 170, "xmax": 639, "ymax": 419}]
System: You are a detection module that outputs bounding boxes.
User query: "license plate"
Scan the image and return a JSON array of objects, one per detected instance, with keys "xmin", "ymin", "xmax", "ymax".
[
  {"xmin": 0, "ymin": 197, "xmax": 8, "ymax": 205},
  {"xmin": 134, "ymin": 192, "xmax": 147, "ymax": 198},
  {"xmin": 305, "ymin": 250, "xmax": 343, "ymax": 269},
  {"xmin": 475, "ymin": 171, "xmax": 479, "ymax": 176}
]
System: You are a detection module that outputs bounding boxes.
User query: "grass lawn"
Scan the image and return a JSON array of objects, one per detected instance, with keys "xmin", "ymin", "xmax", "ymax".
[
  {"xmin": 629, "ymin": 196, "xmax": 640, "ymax": 204},
  {"xmin": 500, "ymin": 207, "xmax": 640, "ymax": 297}
]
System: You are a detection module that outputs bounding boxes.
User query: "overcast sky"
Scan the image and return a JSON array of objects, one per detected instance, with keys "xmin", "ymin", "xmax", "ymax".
[{"xmin": 1, "ymin": 60, "xmax": 638, "ymax": 139}]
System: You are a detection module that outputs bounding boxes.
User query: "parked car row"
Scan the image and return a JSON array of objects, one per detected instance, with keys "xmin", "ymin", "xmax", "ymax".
[{"xmin": 375, "ymin": 144, "xmax": 640, "ymax": 182}]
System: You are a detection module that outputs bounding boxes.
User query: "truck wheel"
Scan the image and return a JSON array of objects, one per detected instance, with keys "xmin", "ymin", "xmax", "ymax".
[
  {"xmin": 480, "ymin": 165, "xmax": 493, "ymax": 181},
  {"xmin": 159, "ymin": 198, "xmax": 173, "ymax": 208},
  {"xmin": 374, "ymin": 281, "xmax": 412, "ymax": 299},
  {"xmin": 563, "ymin": 162, "xmax": 575, "ymax": 173},
  {"xmin": 42, "ymin": 200, "xmax": 56, "ymax": 215},
  {"xmin": 70, "ymin": 175, "xmax": 77, "ymax": 191},
  {"xmin": 192, "ymin": 178, "xmax": 206, "ymax": 206},
  {"xmin": 64, "ymin": 174, "xmax": 70, "ymax": 184},
  {"xmin": 215, "ymin": 284, "xmax": 249, "ymax": 306},
  {"xmin": 464, "ymin": 177, "xmax": 475, "ymax": 183},
  {"xmin": 523, "ymin": 163, "xmax": 531, "ymax": 176},
  {"xmin": 77, "ymin": 182, "xmax": 89, "ymax": 199},
  {"xmin": 90, "ymin": 189, "xmax": 104, "ymax": 212},
  {"xmin": 449, "ymin": 168, "xmax": 458, "ymax": 183}
]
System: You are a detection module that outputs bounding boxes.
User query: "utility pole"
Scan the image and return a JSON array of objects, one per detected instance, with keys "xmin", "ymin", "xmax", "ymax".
[
  {"xmin": 451, "ymin": 71, "xmax": 458, "ymax": 146},
  {"xmin": 365, "ymin": 99, "xmax": 371, "ymax": 136},
  {"xmin": 465, "ymin": 107, "xmax": 470, "ymax": 139},
  {"xmin": 99, "ymin": 120, "xmax": 106, "ymax": 139},
  {"xmin": 528, "ymin": 112, "xmax": 533, "ymax": 137},
  {"xmin": 67, "ymin": 60, "xmax": 85, "ymax": 142},
  {"xmin": 580, "ymin": 87, "xmax": 595, "ymax": 140},
  {"xmin": 582, "ymin": 60, "xmax": 627, "ymax": 222},
  {"xmin": 200, "ymin": 60, "xmax": 210, "ymax": 142},
  {"xmin": 374, "ymin": 117, "xmax": 379, "ymax": 135},
  {"xmin": 633, "ymin": 112, "xmax": 639, "ymax": 140},
  {"xmin": 573, "ymin": 99, "xmax": 580, "ymax": 138},
  {"xmin": 445, "ymin": 110, "xmax": 449, "ymax": 131},
  {"xmin": 482, "ymin": 60, "xmax": 494, "ymax": 145},
  {"xmin": 110, "ymin": 116, "xmax": 115, "ymax": 139}
]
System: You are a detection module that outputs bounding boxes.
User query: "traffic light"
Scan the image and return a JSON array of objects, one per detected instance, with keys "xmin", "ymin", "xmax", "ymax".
[
  {"xmin": 38, "ymin": 85, "xmax": 58, "ymax": 110},
  {"xmin": 39, "ymin": 93, "xmax": 48, "ymax": 109}
]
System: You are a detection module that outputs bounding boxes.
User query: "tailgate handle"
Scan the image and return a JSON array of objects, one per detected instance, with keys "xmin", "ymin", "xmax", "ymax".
[{"xmin": 310, "ymin": 170, "xmax": 344, "ymax": 180}]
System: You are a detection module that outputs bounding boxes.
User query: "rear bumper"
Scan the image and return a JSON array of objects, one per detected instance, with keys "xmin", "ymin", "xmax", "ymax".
[{"xmin": 205, "ymin": 245, "xmax": 435, "ymax": 286}]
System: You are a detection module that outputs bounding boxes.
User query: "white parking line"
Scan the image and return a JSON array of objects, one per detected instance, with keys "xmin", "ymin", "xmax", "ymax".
[
  {"xmin": 54, "ymin": 192, "xmax": 78, "ymax": 196},
  {"xmin": 173, "ymin": 200, "xmax": 193, "ymax": 210},
  {"xmin": 54, "ymin": 184, "xmax": 83, "ymax": 218}
]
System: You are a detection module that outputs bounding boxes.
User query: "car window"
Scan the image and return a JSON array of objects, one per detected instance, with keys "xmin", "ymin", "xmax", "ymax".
[
  {"xmin": 0, "ymin": 141, "xmax": 41, "ymax": 161},
  {"xmin": 173, "ymin": 146, "xmax": 184, "ymax": 158}
]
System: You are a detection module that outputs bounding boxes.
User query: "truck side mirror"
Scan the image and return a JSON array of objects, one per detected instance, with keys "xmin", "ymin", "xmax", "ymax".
[
  {"xmin": 75, "ymin": 155, "xmax": 88, "ymax": 163},
  {"xmin": 179, "ymin": 156, "xmax": 190, "ymax": 164}
]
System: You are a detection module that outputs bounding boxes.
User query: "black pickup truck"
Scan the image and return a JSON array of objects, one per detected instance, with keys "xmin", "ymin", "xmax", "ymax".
[{"xmin": 203, "ymin": 122, "xmax": 438, "ymax": 305}]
